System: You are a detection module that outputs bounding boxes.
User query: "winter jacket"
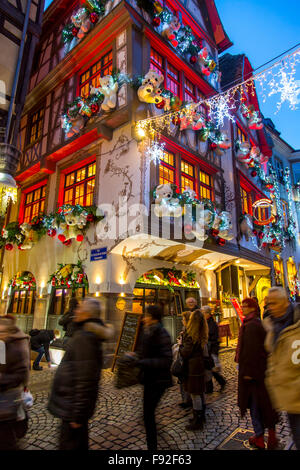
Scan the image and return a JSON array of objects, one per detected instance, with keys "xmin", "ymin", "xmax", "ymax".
[
  {"xmin": 48, "ymin": 318, "xmax": 113, "ymax": 423},
  {"xmin": 236, "ymin": 313, "xmax": 277, "ymax": 426},
  {"xmin": 207, "ymin": 316, "xmax": 220, "ymax": 356},
  {"xmin": 264, "ymin": 304, "xmax": 300, "ymax": 413},
  {"xmin": 137, "ymin": 323, "xmax": 173, "ymax": 388},
  {"xmin": 180, "ymin": 333, "xmax": 205, "ymax": 395},
  {"xmin": 29, "ymin": 329, "xmax": 55, "ymax": 359},
  {"xmin": 0, "ymin": 319, "xmax": 30, "ymax": 393},
  {"xmin": 59, "ymin": 311, "xmax": 77, "ymax": 338}
]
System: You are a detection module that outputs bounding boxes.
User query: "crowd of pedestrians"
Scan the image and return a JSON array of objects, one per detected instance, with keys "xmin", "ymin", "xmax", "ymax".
[{"xmin": 0, "ymin": 286, "xmax": 299, "ymax": 451}]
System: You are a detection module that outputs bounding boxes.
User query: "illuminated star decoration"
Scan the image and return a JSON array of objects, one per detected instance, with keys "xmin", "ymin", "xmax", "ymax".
[
  {"xmin": 207, "ymin": 92, "xmax": 236, "ymax": 128},
  {"xmin": 268, "ymin": 66, "xmax": 300, "ymax": 112},
  {"xmin": 145, "ymin": 140, "xmax": 165, "ymax": 164}
]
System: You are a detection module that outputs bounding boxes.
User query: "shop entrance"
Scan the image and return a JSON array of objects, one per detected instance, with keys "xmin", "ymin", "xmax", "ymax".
[{"xmin": 7, "ymin": 271, "xmax": 36, "ymax": 333}]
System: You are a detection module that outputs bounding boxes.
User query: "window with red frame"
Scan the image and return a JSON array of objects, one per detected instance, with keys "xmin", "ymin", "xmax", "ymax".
[
  {"xmin": 63, "ymin": 161, "xmax": 96, "ymax": 206},
  {"xmin": 237, "ymin": 126, "xmax": 248, "ymax": 143},
  {"xmin": 159, "ymin": 151, "xmax": 175, "ymax": 185},
  {"xmin": 79, "ymin": 51, "xmax": 113, "ymax": 98},
  {"xmin": 199, "ymin": 170, "xmax": 213, "ymax": 200},
  {"xmin": 181, "ymin": 160, "xmax": 195, "ymax": 192},
  {"xmin": 150, "ymin": 48, "xmax": 180, "ymax": 97},
  {"xmin": 23, "ymin": 185, "xmax": 46, "ymax": 223},
  {"xmin": 241, "ymin": 187, "xmax": 253, "ymax": 214}
]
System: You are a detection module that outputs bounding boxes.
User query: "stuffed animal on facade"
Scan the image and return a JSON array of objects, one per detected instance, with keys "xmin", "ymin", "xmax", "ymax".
[
  {"xmin": 203, "ymin": 209, "xmax": 215, "ymax": 230},
  {"xmin": 161, "ymin": 13, "xmax": 181, "ymax": 47},
  {"xmin": 215, "ymin": 211, "xmax": 234, "ymax": 240},
  {"xmin": 154, "ymin": 183, "xmax": 182, "ymax": 217},
  {"xmin": 137, "ymin": 70, "xmax": 164, "ymax": 104},
  {"xmin": 63, "ymin": 115, "xmax": 85, "ymax": 139},
  {"xmin": 19, "ymin": 223, "xmax": 37, "ymax": 250},
  {"xmin": 58, "ymin": 212, "xmax": 85, "ymax": 243},
  {"xmin": 91, "ymin": 75, "xmax": 118, "ymax": 112},
  {"xmin": 71, "ymin": 8, "xmax": 92, "ymax": 40},
  {"xmin": 217, "ymin": 133, "xmax": 231, "ymax": 149},
  {"xmin": 240, "ymin": 214, "xmax": 255, "ymax": 241}
]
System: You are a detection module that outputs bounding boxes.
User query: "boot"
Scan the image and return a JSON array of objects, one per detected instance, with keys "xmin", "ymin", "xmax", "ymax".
[
  {"xmin": 185, "ymin": 410, "xmax": 204, "ymax": 431},
  {"xmin": 33, "ymin": 365, "xmax": 43, "ymax": 371},
  {"xmin": 178, "ymin": 401, "xmax": 193, "ymax": 409},
  {"xmin": 248, "ymin": 434, "xmax": 265, "ymax": 450},
  {"xmin": 189, "ymin": 404, "xmax": 206, "ymax": 423},
  {"xmin": 267, "ymin": 429, "xmax": 279, "ymax": 450}
]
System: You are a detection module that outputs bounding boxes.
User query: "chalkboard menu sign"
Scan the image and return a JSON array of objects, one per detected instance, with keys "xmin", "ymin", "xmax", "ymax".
[
  {"xmin": 112, "ymin": 312, "xmax": 142, "ymax": 371},
  {"xmin": 174, "ymin": 292, "xmax": 183, "ymax": 316}
]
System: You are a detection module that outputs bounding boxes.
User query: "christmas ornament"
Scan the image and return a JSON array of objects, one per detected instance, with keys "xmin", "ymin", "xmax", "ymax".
[
  {"xmin": 90, "ymin": 12, "xmax": 99, "ymax": 23},
  {"xmin": 152, "ymin": 17, "xmax": 161, "ymax": 27},
  {"xmin": 5, "ymin": 243, "xmax": 13, "ymax": 251}
]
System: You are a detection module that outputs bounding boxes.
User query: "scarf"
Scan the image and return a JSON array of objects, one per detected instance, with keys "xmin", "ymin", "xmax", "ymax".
[{"xmin": 271, "ymin": 304, "xmax": 294, "ymax": 344}]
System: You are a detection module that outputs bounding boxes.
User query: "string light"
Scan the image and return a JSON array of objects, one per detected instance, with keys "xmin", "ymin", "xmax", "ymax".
[
  {"xmin": 144, "ymin": 140, "xmax": 165, "ymax": 164},
  {"xmin": 268, "ymin": 67, "xmax": 300, "ymax": 112}
]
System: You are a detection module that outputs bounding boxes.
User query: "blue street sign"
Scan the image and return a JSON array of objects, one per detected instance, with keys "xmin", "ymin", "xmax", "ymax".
[{"xmin": 90, "ymin": 247, "xmax": 107, "ymax": 261}]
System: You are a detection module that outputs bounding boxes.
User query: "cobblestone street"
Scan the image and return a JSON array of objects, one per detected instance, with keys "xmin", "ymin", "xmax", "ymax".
[{"xmin": 21, "ymin": 351, "xmax": 293, "ymax": 451}]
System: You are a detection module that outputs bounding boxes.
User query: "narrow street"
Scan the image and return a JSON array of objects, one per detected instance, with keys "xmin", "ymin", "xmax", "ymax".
[{"xmin": 22, "ymin": 351, "xmax": 293, "ymax": 451}]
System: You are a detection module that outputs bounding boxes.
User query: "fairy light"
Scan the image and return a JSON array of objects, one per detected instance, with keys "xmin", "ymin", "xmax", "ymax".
[
  {"xmin": 268, "ymin": 67, "xmax": 300, "ymax": 112},
  {"xmin": 144, "ymin": 140, "xmax": 165, "ymax": 164},
  {"xmin": 283, "ymin": 167, "xmax": 297, "ymax": 239}
]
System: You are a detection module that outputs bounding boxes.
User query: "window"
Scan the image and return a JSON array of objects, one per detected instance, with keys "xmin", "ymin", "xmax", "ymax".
[
  {"xmin": 10, "ymin": 290, "xmax": 35, "ymax": 315},
  {"xmin": 237, "ymin": 126, "xmax": 247, "ymax": 143},
  {"xmin": 28, "ymin": 107, "xmax": 44, "ymax": 145},
  {"xmin": 150, "ymin": 48, "xmax": 164, "ymax": 75},
  {"xmin": 49, "ymin": 288, "xmax": 85, "ymax": 316},
  {"xmin": 241, "ymin": 187, "xmax": 253, "ymax": 214},
  {"xmin": 166, "ymin": 63, "xmax": 180, "ymax": 97},
  {"xmin": 79, "ymin": 51, "xmax": 113, "ymax": 98},
  {"xmin": 159, "ymin": 150, "xmax": 175, "ymax": 185},
  {"xmin": 184, "ymin": 78, "xmax": 196, "ymax": 102},
  {"xmin": 181, "ymin": 160, "xmax": 195, "ymax": 192},
  {"xmin": 282, "ymin": 200, "xmax": 289, "ymax": 228},
  {"xmin": 199, "ymin": 170, "xmax": 213, "ymax": 200},
  {"xmin": 23, "ymin": 184, "xmax": 46, "ymax": 223},
  {"xmin": 275, "ymin": 159, "xmax": 284, "ymax": 182},
  {"xmin": 63, "ymin": 161, "xmax": 96, "ymax": 206}
]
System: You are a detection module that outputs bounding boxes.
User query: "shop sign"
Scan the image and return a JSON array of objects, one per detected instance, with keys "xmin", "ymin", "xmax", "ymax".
[
  {"xmin": 90, "ymin": 247, "xmax": 107, "ymax": 261},
  {"xmin": 230, "ymin": 298, "xmax": 244, "ymax": 324}
]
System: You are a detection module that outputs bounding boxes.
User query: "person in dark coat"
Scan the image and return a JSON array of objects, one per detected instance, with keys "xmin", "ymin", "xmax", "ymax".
[
  {"xmin": 179, "ymin": 309, "xmax": 208, "ymax": 430},
  {"xmin": 130, "ymin": 305, "xmax": 172, "ymax": 452},
  {"xmin": 235, "ymin": 298, "xmax": 279, "ymax": 450},
  {"xmin": 48, "ymin": 298, "xmax": 113, "ymax": 450},
  {"xmin": 202, "ymin": 305, "xmax": 226, "ymax": 393},
  {"xmin": 177, "ymin": 311, "xmax": 192, "ymax": 408},
  {"xmin": 59, "ymin": 297, "xmax": 79, "ymax": 343},
  {"xmin": 29, "ymin": 328, "xmax": 59, "ymax": 370},
  {"xmin": 0, "ymin": 315, "xmax": 30, "ymax": 450}
]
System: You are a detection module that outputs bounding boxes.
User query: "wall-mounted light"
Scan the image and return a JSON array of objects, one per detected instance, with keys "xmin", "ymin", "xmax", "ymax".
[
  {"xmin": 95, "ymin": 276, "xmax": 101, "ymax": 297},
  {"xmin": 39, "ymin": 281, "xmax": 45, "ymax": 298},
  {"xmin": 2, "ymin": 284, "xmax": 7, "ymax": 299}
]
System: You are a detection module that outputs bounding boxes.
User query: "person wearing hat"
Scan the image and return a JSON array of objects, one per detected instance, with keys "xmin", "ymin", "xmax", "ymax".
[{"xmin": 235, "ymin": 298, "xmax": 278, "ymax": 450}]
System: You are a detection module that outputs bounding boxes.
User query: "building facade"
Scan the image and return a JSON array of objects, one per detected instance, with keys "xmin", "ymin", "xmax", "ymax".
[{"xmin": 0, "ymin": 0, "xmax": 299, "ymax": 359}]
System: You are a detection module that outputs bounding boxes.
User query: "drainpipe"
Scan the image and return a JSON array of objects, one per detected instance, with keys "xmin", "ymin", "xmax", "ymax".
[{"xmin": 5, "ymin": 0, "xmax": 32, "ymax": 144}]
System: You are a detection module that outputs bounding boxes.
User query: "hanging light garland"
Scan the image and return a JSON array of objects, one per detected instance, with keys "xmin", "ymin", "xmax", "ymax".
[{"xmin": 136, "ymin": 47, "xmax": 300, "ymax": 136}]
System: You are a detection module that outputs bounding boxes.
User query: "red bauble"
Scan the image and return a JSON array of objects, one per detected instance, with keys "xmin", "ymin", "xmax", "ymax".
[
  {"xmin": 262, "ymin": 242, "xmax": 267, "ymax": 248},
  {"xmin": 152, "ymin": 17, "xmax": 161, "ymax": 27},
  {"xmin": 18, "ymin": 244, "xmax": 23, "ymax": 250},
  {"xmin": 72, "ymin": 27, "xmax": 79, "ymax": 36},
  {"xmin": 87, "ymin": 214, "xmax": 94, "ymax": 222},
  {"xmin": 48, "ymin": 229, "xmax": 56, "ymax": 238},
  {"xmin": 251, "ymin": 170, "xmax": 257, "ymax": 177},
  {"xmin": 172, "ymin": 116, "xmax": 181, "ymax": 126},
  {"xmin": 253, "ymin": 229, "xmax": 258, "ymax": 236},
  {"xmin": 91, "ymin": 103, "xmax": 99, "ymax": 114},
  {"xmin": 184, "ymin": 224, "xmax": 193, "ymax": 235},
  {"xmin": 210, "ymin": 143, "xmax": 217, "ymax": 149},
  {"xmin": 51, "ymin": 280, "xmax": 56, "ymax": 286},
  {"xmin": 58, "ymin": 234, "xmax": 66, "ymax": 242},
  {"xmin": 5, "ymin": 243, "xmax": 13, "ymax": 251},
  {"xmin": 172, "ymin": 40, "xmax": 178, "ymax": 48},
  {"xmin": 272, "ymin": 238, "xmax": 277, "ymax": 244},
  {"xmin": 90, "ymin": 12, "xmax": 99, "ymax": 23},
  {"xmin": 155, "ymin": 100, "xmax": 165, "ymax": 109},
  {"xmin": 76, "ymin": 234, "xmax": 84, "ymax": 242},
  {"xmin": 217, "ymin": 237, "xmax": 226, "ymax": 246},
  {"xmin": 190, "ymin": 55, "xmax": 197, "ymax": 65},
  {"xmin": 211, "ymin": 228, "xmax": 219, "ymax": 237},
  {"xmin": 258, "ymin": 232, "xmax": 264, "ymax": 239},
  {"xmin": 63, "ymin": 239, "xmax": 72, "ymax": 246}
]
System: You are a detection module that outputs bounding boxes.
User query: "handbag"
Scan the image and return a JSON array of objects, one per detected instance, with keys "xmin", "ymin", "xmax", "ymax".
[
  {"xmin": 0, "ymin": 387, "xmax": 22, "ymax": 422},
  {"xmin": 114, "ymin": 354, "xmax": 141, "ymax": 389},
  {"xmin": 171, "ymin": 345, "xmax": 186, "ymax": 378}
]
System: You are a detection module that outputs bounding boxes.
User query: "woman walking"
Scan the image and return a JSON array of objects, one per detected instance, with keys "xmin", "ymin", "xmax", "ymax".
[
  {"xmin": 179, "ymin": 309, "xmax": 208, "ymax": 430},
  {"xmin": 177, "ymin": 311, "xmax": 192, "ymax": 409},
  {"xmin": 235, "ymin": 298, "xmax": 279, "ymax": 450}
]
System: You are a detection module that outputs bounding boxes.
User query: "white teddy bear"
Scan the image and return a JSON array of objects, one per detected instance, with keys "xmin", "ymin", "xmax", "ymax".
[
  {"xmin": 91, "ymin": 75, "xmax": 118, "ymax": 112},
  {"xmin": 154, "ymin": 183, "xmax": 182, "ymax": 217},
  {"xmin": 137, "ymin": 70, "xmax": 164, "ymax": 104},
  {"xmin": 217, "ymin": 211, "xmax": 234, "ymax": 240},
  {"xmin": 161, "ymin": 14, "xmax": 181, "ymax": 48},
  {"xmin": 203, "ymin": 209, "xmax": 215, "ymax": 230},
  {"xmin": 240, "ymin": 214, "xmax": 255, "ymax": 241}
]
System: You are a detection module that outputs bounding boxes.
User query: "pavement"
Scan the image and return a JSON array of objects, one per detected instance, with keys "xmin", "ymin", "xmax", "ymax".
[{"xmin": 21, "ymin": 351, "xmax": 294, "ymax": 450}]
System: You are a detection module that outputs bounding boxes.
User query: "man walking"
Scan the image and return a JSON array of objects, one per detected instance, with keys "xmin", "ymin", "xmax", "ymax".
[
  {"xmin": 264, "ymin": 287, "xmax": 300, "ymax": 450},
  {"xmin": 48, "ymin": 298, "xmax": 113, "ymax": 450}
]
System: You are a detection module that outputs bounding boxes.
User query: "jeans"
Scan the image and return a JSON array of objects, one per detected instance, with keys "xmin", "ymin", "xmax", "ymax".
[
  {"xmin": 59, "ymin": 420, "xmax": 89, "ymax": 450},
  {"xmin": 249, "ymin": 394, "xmax": 264, "ymax": 436},
  {"xmin": 287, "ymin": 413, "xmax": 300, "ymax": 450},
  {"xmin": 144, "ymin": 385, "xmax": 166, "ymax": 452},
  {"xmin": 32, "ymin": 346, "xmax": 50, "ymax": 367}
]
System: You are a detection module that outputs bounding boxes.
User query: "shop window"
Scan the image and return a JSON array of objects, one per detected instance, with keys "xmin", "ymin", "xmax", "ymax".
[
  {"xmin": 237, "ymin": 126, "xmax": 247, "ymax": 143},
  {"xmin": 79, "ymin": 51, "xmax": 113, "ymax": 98},
  {"xmin": 281, "ymin": 200, "xmax": 289, "ymax": 228},
  {"xmin": 199, "ymin": 170, "xmax": 213, "ymax": 200},
  {"xmin": 10, "ymin": 290, "xmax": 35, "ymax": 315},
  {"xmin": 287, "ymin": 258, "xmax": 297, "ymax": 295},
  {"xmin": 241, "ymin": 187, "xmax": 253, "ymax": 214},
  {"xmin": 274, "ymin": 257, "xmax": 285, "ymax": 286},
  {"xmin": 181, "ymin": 160, "xmax": 195, "ymax": 192},
  {"xmin": 159, "ymin": 150, "xmax": 175, "ymax": 185},
  {"xmin": 63, "ymin": 161, "xmax": 96, "ymax": 206},
  {"xmin": 23, "ymin": 184, "xmax": 46, "ymax": 223},
  {"xmin": 28, "ymin": 107, "xmax": 44, "ymax": 145},
  {"xmin": 49, "ymin": 287, "xmax": 86, "ymax": 316}
]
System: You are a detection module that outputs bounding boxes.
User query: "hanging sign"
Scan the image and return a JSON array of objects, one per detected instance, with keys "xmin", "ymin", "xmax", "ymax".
[{"xmin": 252, "ymin": 198, "xmax": 275, "ymax": 226}]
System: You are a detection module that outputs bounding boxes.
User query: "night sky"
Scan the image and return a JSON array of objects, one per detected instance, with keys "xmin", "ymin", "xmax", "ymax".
[{"xmin": 44, "ymin": 0, "xmax": 300, "ymax": 148}]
